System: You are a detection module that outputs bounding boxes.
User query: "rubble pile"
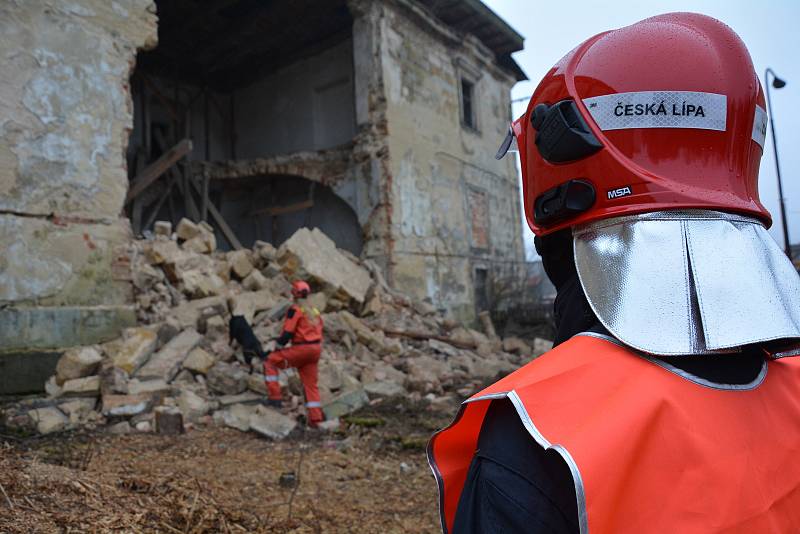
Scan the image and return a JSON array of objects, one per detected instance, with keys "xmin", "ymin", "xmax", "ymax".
[{"xmin": 2, "ymin": 221, "xmax": 552, "ymax": 438}]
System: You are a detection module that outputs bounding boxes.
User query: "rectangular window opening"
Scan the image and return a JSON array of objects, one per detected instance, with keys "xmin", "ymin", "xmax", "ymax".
[
  {"xmin": 475, "ymin": 267, "xmax": 489, "ymax": 313},
  {"xmin": 461, "ymin": 78, "xmax": 475, "ymax": 129}
]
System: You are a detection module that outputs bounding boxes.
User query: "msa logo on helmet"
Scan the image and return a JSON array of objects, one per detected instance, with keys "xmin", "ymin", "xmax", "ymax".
[{"xmin": 607, "ymin": 186, "xmax": 632, "ymax": 200}]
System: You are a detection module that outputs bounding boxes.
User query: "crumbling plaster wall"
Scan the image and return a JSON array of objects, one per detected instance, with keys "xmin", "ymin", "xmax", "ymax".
[
  {"xmin": 235, "ymin": 39, "xmax": 356, "ymax": 159},
  {"xmin": 0, "ymin": 0, "xmax": 157, "ymax": 389},
  {"xmin": 377, "ymin": 0, "xmax": 524, "ymax": 323}
]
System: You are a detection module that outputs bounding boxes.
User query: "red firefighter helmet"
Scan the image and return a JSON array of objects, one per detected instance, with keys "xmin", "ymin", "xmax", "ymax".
[
  {"xmin": 502, "ymin": 13, "xmax": 769, "ymax": 236},
  {"xmin": 291, "ymin": 280, "xmax": 311, "ymax": 298}
]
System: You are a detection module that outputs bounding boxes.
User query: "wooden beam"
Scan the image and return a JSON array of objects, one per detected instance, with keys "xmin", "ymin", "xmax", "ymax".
[
  {"xmin": 249, "ymin": 199, "xmax": 313, "ymax": 218},
  {"xmin": 201, "ymin": 174, "xmax": 209, "ymax": 222},
  {"xmin": 125, "ymin": 139, "xmax": 193, "ymax": 204},
  {"xmin": 140, "ymin": 74, "xmax": 179, "ymax": 123},
  {"xmin": 142, "ymin": 176, "xmax": 177, "ymax": 233},
  {"xmin": 187, "ymin": 177, "xmax": 243, "ymax": 250}
]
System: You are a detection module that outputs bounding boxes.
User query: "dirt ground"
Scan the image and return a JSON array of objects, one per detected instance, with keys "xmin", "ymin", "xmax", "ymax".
[{"xmin": 0, "ymin": 398, "xmax": 457, "ymax": 533}]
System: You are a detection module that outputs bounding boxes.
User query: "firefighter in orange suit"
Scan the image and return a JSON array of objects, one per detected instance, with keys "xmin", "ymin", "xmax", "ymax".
[
  {"xmin": 429, "ymin": 13, "xmax": 800, "ymax": 534},
  {"xmin": 264, "ymin": 280, "xmax": 324, "ymax": 426}
]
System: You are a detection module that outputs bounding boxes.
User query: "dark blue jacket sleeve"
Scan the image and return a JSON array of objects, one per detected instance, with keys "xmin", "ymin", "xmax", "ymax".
[{"xmin": 452, "ymin": 399, "xmax": 579, "ymax": 534}]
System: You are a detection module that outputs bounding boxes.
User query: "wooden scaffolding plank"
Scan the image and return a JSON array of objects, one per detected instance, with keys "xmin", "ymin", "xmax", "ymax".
[
  {"xmin": 125, "ymin": 139, "xmax": 193, "ymax": 205},
  {"xmin": 188, "ymin": 177, "xmax": 243, "ymax": 250},
  {"xmin": 248, "ymin": 199, "xmax": 314, "ymax": 218}
]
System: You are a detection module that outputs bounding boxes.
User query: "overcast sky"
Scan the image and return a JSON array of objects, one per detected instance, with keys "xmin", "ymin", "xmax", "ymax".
[{"xmin": 483, "ymin": 0, "xmax": 800, "ymax": 258}]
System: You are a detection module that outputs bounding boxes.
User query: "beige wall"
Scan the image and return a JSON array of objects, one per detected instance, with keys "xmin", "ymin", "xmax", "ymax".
[
  {"xmin": 0, "ymin": 0, "xmax": 157, "ymax": 356},
  {"xmin": 377, "ymin": 1, "xmax": 524, "ymax": 322}
]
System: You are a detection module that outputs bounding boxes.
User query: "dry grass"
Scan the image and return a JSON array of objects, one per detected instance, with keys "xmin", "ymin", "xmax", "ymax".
[{"xmin": 0, "ymin": 398, "xmax": 454, "ymax": 533}]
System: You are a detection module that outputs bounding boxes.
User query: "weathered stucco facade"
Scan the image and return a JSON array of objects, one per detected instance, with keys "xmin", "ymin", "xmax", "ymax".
[
  {"xmin": 0, "ymin": 0, "xmax": 524, "ymax": 392},
  {"xmin": 0, "ymin": 1, "xmax": 157, "ymax": 392},
  {"xmin": 376, "ymin": 1, "xmax": 525, "ymax": 321}
]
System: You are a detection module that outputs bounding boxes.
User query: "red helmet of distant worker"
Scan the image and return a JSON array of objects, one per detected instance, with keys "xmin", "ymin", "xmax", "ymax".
[
  {"xmin": 291, "ymin": 280, "xmax": 311, "ymax": 299},
  {"xmin": 498, "ymin": 12, "xmax": 770, "ymax": 236}
]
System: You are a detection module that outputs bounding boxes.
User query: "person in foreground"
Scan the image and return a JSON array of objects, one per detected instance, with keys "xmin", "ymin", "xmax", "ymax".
[
  {"xmin": 264, "ymin": 280, "xmax": 325, "ymax": 427},
  {"xmin": 428, "ymin": 12, "xmax": 800, "ymax": 534}
]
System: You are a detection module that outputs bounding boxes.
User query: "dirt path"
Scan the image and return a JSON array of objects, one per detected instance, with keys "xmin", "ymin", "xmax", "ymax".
[{"xmin": 0, "ymin": 399, "xmax": 455, "ymax": 533}]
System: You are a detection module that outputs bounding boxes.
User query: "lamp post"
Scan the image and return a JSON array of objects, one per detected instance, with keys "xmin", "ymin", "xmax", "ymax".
[{"xmin": 765, "ymin": 68, "xmax": 790, "ymax": 257}]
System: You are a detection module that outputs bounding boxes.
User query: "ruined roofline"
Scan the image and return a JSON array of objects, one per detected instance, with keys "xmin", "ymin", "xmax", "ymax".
[
  {"xmin": 415, "ymin": 0, "xmax": 527, "ymax": 81},
  {"xmin": 191, "ymin": 144, "xmax": 353, "ymax": 186}
]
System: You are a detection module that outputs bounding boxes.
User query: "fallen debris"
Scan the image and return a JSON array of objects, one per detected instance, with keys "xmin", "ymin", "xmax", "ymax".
[{"xmin": 1, "ymin": 225, "xmax": 553, "ymax": 441}]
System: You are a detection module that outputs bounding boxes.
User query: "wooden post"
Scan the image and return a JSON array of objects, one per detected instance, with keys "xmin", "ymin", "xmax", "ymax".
[
  {"xmin": 201, "ymin": 173, "xmax": 209, "ymax": 222},
  {"xmin": 155, "ymin": 407, "xmax": 184, "ymax": 435},
  {"xmin": 124, "ymin": 139, "xmax": 193, "ymax": 204},
  {"xmin": 248, "ymin": 199, "xmax": 314, "ymax": 218},
  {"xmin": 204, "ymin": 88, "xmax": 210, "ymax": 161},
  {"xmin": 230, "ymin": 92, "xmax": 236, "ymax": 159},
  {"xmin": 143, "ymin": 81, "xmax": 151, "ymax": 159},
  {"xmin": 188, "ymin": 177, "xmax": 243, "ymax": 250},
  {"xmin": 142, "ymin": 176, "xmax": 177, "ymax": 232}
]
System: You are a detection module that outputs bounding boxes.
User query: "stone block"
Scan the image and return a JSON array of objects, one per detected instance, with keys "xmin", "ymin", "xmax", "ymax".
[
  {"xmin": 136, "ymin": 329, "xmax": 202, "ymax": 382},
  {"xmin": 183, "ymin": 347, "xmax": 216, "ymax": 375},
  {"xmin": 29, "ymin": 407, "xmax": 68, "ymax": 435},
  {"xmin": 533, "ymin": 338, "xmax": 554, "ymax": 355},
  {"xmin": 277, "ymin": 228, "xmax": 372, "ymax": 303},
  {"xmin": 305, "ymin": 292, "xmax": 328, "ymax": 314},
  {"xmin": 58, "ymin": 398, "xmax": 97, "ymax": 420},
  {"xmin": 254, "ymin": 241, "xmax": 278, "ymax": 263},
  {"xmin": 112, "ymin": 327, "xmax": 157, "ymax": 374},
  {"xmin": 176, "ymin": 218, "xmax": 201, "ymax": 241},
  {"xmin": 361, "ymin": 362, "xmax": 407, "ymax": 385},
  {"xmin": 247, "ymin": 373, "xmax": 268, "ymax": 395},
  {"xmin": 101, "ymin": 393, "xmax": 154, "ymax": 418},
  {"xmin": 155, "ymin": 406, "xmax": 184, "ymax": 435},
  {"xmin": 146, "ymin": 239, "xmax": 181, "ymax": 266},
  {"xmin": 249, "ymin": 405, "xmax": 297, "ymax": 440},
  {"xmin": 98, "ymin": 364, "xmax": 129, "ymax": 396},
  {"xmin": 61, "ymin": 375, "xmax": 101, "ymax": 396},
  {"xmin": 502, "ymin": 337, "xmax": 532, "ymax": 355},
  {"xmin": 242, "ymin": 270, "xmax": 268, "ymax": 291},
  {"xmin": 204, "ymin": 315, "xmax": 227, "ymax": 338},
  {"xmin": 181, "ymin": 270, "xmax": 226, "ymax": 299},
  {"xmin": 178, "ymin": 389, "xmax": 211, "ymax": 421},
  {"xmin": 364, "ymin": 381, "xmax": 406, "ymax": 399},
  {"xmin": 228, "ymin": 250, "xmax": 255, "ymax": 279},
  {"xmin": 215, "ymin": 403, "xmax": 254, "ymax": 432},
  {"xmin": 108, "ymin": 421, "xmax": 132, "ymax": 435},
  {"xmin": 217, "ymin": 392, "xmax": 261, "ymax": 406},
  {"xmin": 172, "ymin": 296, "xmax": 227, "ymax": 329},
  {"xmin": 55, "ymin": 346, "xmax": 103, "ymax": 385},
  {"xmin": 227, "ymin": 290, "xmax": 280, "ymax": 323},
  {"xmin": 154, "ymin": 221, "xmax": 172, "ymax": 236},
  {"xmin": 207, "ymin": 362, "xmax": 247, "ymax": 395},
  {"xmin": 322, "ymin": 387, "xmax": 369, "ymax": 420},
  {"xmin": 127, "ymin": 379, "xmax": 171, "ymax": 397}
]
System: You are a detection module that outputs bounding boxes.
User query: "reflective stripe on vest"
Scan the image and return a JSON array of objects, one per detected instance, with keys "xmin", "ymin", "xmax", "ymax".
[
  {"xmin": 428, "ymin": 333, "xmax": 800, "ymax": 534},
  {"xmin": 305, "ymin": 401, "xmax": 322, "ymax": 408}
]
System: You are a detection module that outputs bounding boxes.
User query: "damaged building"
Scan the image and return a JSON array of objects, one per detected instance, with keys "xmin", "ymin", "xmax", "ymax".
[{"xmin": 0, "ymin": 0, "xmax": 526, "ymax": 393}]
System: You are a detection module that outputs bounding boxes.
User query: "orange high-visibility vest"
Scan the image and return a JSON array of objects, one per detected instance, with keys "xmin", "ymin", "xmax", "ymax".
[
  {"xmin": 428, "ymin": 333, "xmax": 800, "ymax": 534},
  {"xmin": 284, "ymin": 304, "xmax": 323, "ymax": 344}
]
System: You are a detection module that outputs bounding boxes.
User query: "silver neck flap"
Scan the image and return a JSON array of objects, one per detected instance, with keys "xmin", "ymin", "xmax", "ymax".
[{"xmin": 573, "ymin": 210, "xmax": 800, "ymax": 356}]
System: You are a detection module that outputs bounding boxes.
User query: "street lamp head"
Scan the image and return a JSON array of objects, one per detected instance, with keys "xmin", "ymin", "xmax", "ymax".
[{"xmin": 773, "ymin": 76, "xmax": 787, "ymax": 89}]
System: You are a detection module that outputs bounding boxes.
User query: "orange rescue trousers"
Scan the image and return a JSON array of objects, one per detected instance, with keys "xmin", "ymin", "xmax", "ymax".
[{"xmin": 264, "ymin": 343, "xmax": 323, "ymax": 425}]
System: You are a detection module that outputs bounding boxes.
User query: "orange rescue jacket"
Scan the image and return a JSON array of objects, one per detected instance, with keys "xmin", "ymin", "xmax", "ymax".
[
  {"xmin": 428, "ymin": 333, "xmax": 800, "ymax": 533},
  {"xmin": 284, "ymin": 303, "xmax": 323, "ymax": 344}
]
